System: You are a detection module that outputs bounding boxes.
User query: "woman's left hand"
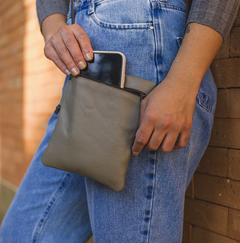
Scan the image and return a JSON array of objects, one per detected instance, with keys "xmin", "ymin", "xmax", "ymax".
[
  {"xmin": 132, "ymin": 22, "xmax": 223, "ymax": 155},
  {"xmin": 132, "ymin": 75, "xmax": 196, "ymax": 155}
]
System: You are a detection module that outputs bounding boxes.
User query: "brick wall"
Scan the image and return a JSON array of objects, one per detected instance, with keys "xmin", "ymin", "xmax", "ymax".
[
  {"xmin": 0, "ymin": 0, "xmax": 65, "ymax": 186},
  {"xmin": 183, "ymin": 9, "xmax": 240, "ymax": 243}
]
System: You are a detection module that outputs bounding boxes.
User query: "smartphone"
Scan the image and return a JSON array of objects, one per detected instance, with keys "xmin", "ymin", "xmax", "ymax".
[{"xmin": 80, "ymin": 51, "xmax": 126, "ymax": 88}]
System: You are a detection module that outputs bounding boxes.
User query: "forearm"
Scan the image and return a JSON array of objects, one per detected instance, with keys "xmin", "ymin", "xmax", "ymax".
[
  {"xmin": 42, "ymin": 13, "xmax": 67, "ymax": 42},
  {"xmin": 167, "ymin": 22, "xmax": 223, "ymax": 96},
  {"xmin": 132, "ymin": 22, "xmax": 223, "ymax": 154}
]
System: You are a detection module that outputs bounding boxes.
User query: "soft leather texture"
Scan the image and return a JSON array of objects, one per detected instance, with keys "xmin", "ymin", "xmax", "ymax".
[
  {"xmin": 42, "ymin": 75, "xmax": 156, "ymax": 191},
  {"xmin": 124, "ymin": 75, "xmax": 156, "ymax": 94}
]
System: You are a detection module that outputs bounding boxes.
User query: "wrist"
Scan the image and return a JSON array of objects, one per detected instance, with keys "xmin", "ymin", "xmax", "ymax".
[
  {"xmin": 42, "ymin": 14, "xmax": 67, "ymax": 42},
  {"xmin": 164, "ymin": 23, "xmax": 223, "ymax": 97},
  {"xmin": 166, "ymin": 61, "xmax": 202, "ymax": 98}
]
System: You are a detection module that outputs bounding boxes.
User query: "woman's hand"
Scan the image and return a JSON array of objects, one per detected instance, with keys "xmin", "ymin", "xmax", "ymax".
[
  {"xmin": 42, "ymin": 14, "xmax": 93, "ymax": 76},
  {"xmin": 132, "ymin": 76, "xmax": 196, "ymax": 155},
  {"xmin": 132, "ymin": 23, "xmax": 223, "ymax": 155}
]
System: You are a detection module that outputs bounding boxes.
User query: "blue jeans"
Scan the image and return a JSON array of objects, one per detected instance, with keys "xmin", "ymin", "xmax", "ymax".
[{"xmin": 1, "ymin": 0, "xmax": 217, "ymax": 242}]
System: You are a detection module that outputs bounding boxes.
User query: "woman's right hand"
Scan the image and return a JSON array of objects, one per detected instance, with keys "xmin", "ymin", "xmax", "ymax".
[{"xmin": 42, "ymin": 14, "xmax": 93, "ymax": 76}]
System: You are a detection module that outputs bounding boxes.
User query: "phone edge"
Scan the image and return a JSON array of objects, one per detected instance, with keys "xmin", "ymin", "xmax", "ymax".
[{"xmin": 93, "ymin": 51, "xmax": 126, "ymax": 88}]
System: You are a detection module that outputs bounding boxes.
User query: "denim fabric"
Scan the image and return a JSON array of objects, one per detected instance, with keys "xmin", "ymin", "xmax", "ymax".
[{"xmin": 1, "ymin": 0, "xmax": 217, "ymax": 242}]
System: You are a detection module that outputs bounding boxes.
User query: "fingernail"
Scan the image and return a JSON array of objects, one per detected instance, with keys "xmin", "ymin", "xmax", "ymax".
[
  {"xmin": 85, "ymin": 53, "xmax": 93, "ymax": 61},
  {"xmin": 71, "ymin": 68, "xmax": 79, "ymax": 76},
  {"xmin": 132, "ymin": 151, "xmax": 139, "ymax": 156},
  {"xmin": 65, "ymin": 69, "xmax": 71, "ymax": 76},
  {"xmin": 78, "ymin": 61, "xmax": 86, "ymax": 70}
]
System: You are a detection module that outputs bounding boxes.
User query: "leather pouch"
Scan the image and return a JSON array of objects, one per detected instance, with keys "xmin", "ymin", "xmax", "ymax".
[{"xmin": 42, "ymin": 74, "xmax": 155, "ymax": 191}]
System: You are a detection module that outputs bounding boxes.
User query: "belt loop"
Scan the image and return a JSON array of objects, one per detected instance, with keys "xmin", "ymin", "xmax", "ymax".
[{"xmin": 88, "ymin": 0, "xmax": 95, "ymax": 15}]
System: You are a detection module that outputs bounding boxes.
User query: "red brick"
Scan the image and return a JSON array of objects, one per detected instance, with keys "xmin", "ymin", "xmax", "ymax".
[
  {"xmin": 1, "ymin": 135, "xmax": 24, "ymax": 150},
  {"xmin": 193, "ymin": 226, "xmax": 238, "ymax": 243},
  {"xmin": 215, "ymin": 35, "xmax": 230, "ymax": 59},
  {"xmin": 0, "ymin": 10, "xmax": 26, "ymax": 35},
  {"xmin": 0, "ymin": 126, "xmax": 23, "ymax": 140},
  {"xmin": 182, "ymin": 223, "xmax": 191, "ymax": 243},
  {"xmin": 184, "ymin": 197, "xmax": 228, "ymax": 235},
  {"xmin": 228, "ymin": 208, "xmax": 240, "ymax": 241},
  {"xmin": 215, "ymin": 89, "xmax": 229, "ymax": 118},
  {"xmin": 1, "ymin": 147, "xmax": 29, "ymax": 186},
  {"xmin": 197, "ymin": 147, "xmax": 228, "ymax": 177},
  {"xmin": 0, "ymin": 3, "xmax": 37, "ymax": 34},
  {"xmin": 230, "ymin": 27, "xmax": 240, "ymax": 57},
  {"xmin": 0, "ymin": 1, "xmax": 25, "ymax": 26},
  {"xmin": 0, "ymin": 0, "xmax": 67, "ymax": 185},
  {"xmin": 228, "ymin": 149, "xmax": 240, "ymax": 181},
  {"xmin": 0, "ymin": 24, "xmax": 25, "ymax": 49},
  {"xmin": 0, "ymin": 54, "xmax": 24, "ymax": 72},
  {"xmin": 210, "ymin": 58, "xmax": 240, "ymax": 88},
  {"xmin": 0, "ymin": 1, "xmax": 14, "ymax": 17},
  {"xmin": 2, "ymin": 162, "xmax": 29, "ymax": 186},
  {"xmin": 229, "ymin": 89, "xmax": 240, "ymax": 118},
  {"xmin": 1, "ymin": 148, "xmax": 25, "ymax": 166},
  {"xmin": 209, "ymin": 119, "xmax": 240, "ymax": 149},
  {"xmin": 195, "ymin": 173, "xmax": 240, "ymax": 210},
  {"xmin": 186, "ymin": 180, "xmax": 193, "ymax": 198}
]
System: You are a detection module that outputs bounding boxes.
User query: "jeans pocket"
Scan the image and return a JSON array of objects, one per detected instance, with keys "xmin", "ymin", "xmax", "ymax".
[
  {"xmin": 196, "ymin": 87, "xmax": 216, "ymax": 115},
  {"xmin": 89, "ymin": 0, "xmax": 153, "ymax": 29},
  {"xmin": 196, "ymin": 70, "xmax": 217, "ymax": 116}
]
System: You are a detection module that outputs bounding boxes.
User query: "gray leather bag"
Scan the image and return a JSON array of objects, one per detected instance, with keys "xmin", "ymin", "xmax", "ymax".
[
  {"xmin": 41, "ymin": 0, "xmax": 191, "ymax": 191},
  {"xmin": 42, "ymin": 75, "xmax": 155, "ymax": 191}
]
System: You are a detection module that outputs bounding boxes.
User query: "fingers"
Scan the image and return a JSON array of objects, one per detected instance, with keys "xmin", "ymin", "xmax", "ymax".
[
  {"xmin": 72, "ymin": 24, "xmax": 93, "ymax": 61},
  {"xmin": 51, "ymin": 34, "xmax": 81, "ymax": 76},
  {"xmin": 132, "ymin": 113, "xmax": 155, "ymax": 156},
  {"xmin": 145, "ymin": 117, "xmax": 180, "ymax": 153},
  {"xmin": 132, "ymin": 110, "xmax": 192, "ymax": 155},
  {"xmin": 144, "ymin": 116, "xmax": 172, "ymax": 151},
  {"xmin": 174, "ymin": 120, "xmax": 192, "ymax": 150},
  {"xmin": 159, "ymin": 131, "xmax": 180, "ymax": 153},
  {"xmin": 131, "ymin": 76, "xmax": 196, "ymax": 156},
  {"xmin": 44, "ymin": 44, "xmax": 70, "ymax": 75},
  {"xmin": 59, "ymin": 25, "xmax": 86, "ymax": 71},
  {"xmin": 44, "ymin": 24, "xmax": 93, "ymax": 76}
]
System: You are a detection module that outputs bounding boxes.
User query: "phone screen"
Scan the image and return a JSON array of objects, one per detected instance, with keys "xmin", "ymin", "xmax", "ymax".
[{"xmin": 80, "ymin": 53, "xmax": 123, "ymax": 87}]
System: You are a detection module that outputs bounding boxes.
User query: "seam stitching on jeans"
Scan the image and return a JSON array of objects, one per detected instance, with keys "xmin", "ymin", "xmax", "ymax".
[
  {"xmin": 146, "ymin": 153, "xmax": 157, "ymax": 243},
  {"xmin": 153, "ymin": 3, "xmax": 186, "ymax": 13},
  {"xmin": 196, "ymin": 96, "xmax": 214, "ymax": 116},
  {"xmin": 31, "ymin": 173, "xmax": 73, "ymax": 243},
  {"xmin": 90, "ymin": 14, "xmax": 152, "ymax": 29}
]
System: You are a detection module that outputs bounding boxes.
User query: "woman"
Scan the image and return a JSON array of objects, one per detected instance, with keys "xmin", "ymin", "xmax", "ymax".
[{"xmin": 1, "ymin": 0, "xmax": 239, "ymax": 242}]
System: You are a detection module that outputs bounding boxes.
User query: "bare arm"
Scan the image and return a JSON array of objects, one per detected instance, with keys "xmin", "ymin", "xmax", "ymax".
[
  {"xmin": 132, "ymin": 23, "xmax": 223, "ymax": 155},
  {"xmin": 42, "ymin": 13, "xmax": 93, "ymax": 76}
]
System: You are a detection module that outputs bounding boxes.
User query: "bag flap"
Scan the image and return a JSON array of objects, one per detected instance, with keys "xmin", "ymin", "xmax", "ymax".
[{"xmin": 124, "ymin": 75, "xmax": 156, "ymax": 95}]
